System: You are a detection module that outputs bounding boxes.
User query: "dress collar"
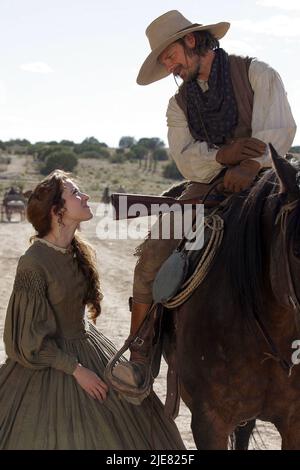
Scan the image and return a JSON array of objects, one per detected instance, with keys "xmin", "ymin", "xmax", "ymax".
[{"xmin": 35, "ymin": 237, "xmax": 74, "ymax": 255}]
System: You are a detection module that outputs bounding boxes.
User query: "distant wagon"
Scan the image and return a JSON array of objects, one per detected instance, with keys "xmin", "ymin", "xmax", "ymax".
[{"xmin": 0, "ymin": 187, "xmax": 27, "ymax": 222}]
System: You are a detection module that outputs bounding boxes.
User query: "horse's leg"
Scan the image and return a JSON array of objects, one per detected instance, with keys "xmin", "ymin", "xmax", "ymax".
[
  {"xmin": 233, "ymin": 419, "xmax": 256, "ymax": 450},
  {"xmin": 276, "ymin": 420, "xmax": 300, "ymax": 450},
  {"xmin": 191, "ymin": 406, "xmax": 231, "ymax": 450}
]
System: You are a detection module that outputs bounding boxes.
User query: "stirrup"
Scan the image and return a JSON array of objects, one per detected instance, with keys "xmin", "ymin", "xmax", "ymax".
[
  {"xmin": 112, "ymin": 361, "xmax": 147, "ymax": 388},
  {"xmin": 104, "ymin": 336, "xmax": 153, "ymax": 402}
]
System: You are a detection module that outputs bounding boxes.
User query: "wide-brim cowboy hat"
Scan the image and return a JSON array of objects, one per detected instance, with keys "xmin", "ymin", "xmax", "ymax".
[{"xmin": 137, "ymin": 10, "xmax": 230, "ymax": 86}]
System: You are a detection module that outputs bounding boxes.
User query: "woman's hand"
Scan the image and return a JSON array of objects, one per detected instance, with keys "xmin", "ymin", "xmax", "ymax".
[{"xmin": 73, "ymin": 363, "xmax": 108, "ymax": 401}]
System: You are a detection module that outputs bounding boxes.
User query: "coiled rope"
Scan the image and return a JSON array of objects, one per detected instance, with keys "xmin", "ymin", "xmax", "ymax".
[{"xmin": 163, "ymin": 212, "xmax": 224, "ymax": 309}]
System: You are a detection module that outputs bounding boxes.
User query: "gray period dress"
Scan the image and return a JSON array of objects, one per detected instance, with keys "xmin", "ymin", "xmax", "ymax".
[{"xmin": 0, "ymin": 239, "xmax": 185, "ymax": 450}]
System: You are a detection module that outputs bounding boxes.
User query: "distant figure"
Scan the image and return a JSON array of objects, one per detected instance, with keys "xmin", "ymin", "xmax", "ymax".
[
  {"xmin": 2, "ymin": 186, "xmax": 26, "ymax": 222},
  {"xmin": 117, "ymin": 185, "xmax": 125, "ymax": 194},
  {"xmin": 101, "ymin": 186, "xmax": 111, "ymax": 204},
  {"xmin": 4, "ymin": 186, "xmax": 22, "ymax": 199},
  {"xmin": 7, "ymin": 187, "xmax": 18, "ymax": 195}
]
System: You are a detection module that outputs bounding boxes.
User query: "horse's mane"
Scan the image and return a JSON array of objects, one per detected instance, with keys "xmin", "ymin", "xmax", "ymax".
[{"xmin": 219, "ymin": 169, "xmax": 280, "ymax": 319}]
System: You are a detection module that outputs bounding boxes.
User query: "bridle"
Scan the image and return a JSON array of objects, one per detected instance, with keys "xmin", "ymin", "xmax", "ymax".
[
  {"xmin": 275, "ymin": 199, "xmax": 300, "ymax": 318},
  {"xmin": 247, "ymin": 198, "xmax": 299, "ymax": 377}
]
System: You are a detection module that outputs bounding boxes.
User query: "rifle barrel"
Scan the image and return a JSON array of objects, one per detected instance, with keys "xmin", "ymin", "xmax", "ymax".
[{"xmin": 109, "ymin": 193, "xmax": 224, "ymax": 220}]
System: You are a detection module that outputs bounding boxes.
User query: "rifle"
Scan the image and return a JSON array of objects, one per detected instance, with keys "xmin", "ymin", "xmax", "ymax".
[{"xmin": 110, "ymin": 192, "xmax": 225, "ymax": 220}]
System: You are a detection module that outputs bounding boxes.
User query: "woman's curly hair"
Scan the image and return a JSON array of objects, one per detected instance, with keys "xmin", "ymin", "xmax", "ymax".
[{"xmin": 27, "ymin": 169, "xmax": 102, "ymax": 323}]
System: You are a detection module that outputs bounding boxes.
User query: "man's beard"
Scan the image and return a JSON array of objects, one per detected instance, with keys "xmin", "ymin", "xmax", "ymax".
[
  {"xmin": 174, "ymin": 62, "xmax": 201, "ymax": 83},
  {"xmin": 186, "ymin": 63, "xmax": 201, "ymax": 82}
]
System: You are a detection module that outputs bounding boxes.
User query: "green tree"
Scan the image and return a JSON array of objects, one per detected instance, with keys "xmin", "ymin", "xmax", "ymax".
[
  {"xmin": 80, "ymin": 137, "xmax": 107, "ymax": 147},
  {"xmin": 41, "ymin": 150, "xmax": 78, "ymax": 175},
  {"xmin": 82, "ymin": 137, "xmax": 100, "ymax": 145},
  {"xmin": 153, "ymin": 148, "xmax": 168, "ymax": 161},
  {"xmin": 36, "ymin": 145, "xmax": 70, "ymax": 162},
  {"xmin": 137, "ymin": 137, "xmax": 165, "ymax": 172},
  {"xmin": 163, "ymin": 161, "xmax": 182, "ymax": 180},
  {"xmin": 60, "ymin": 140, "xmax": 75, "ymax": 147},
  {"xmin": 79, "ymin": 149, "xmax": 110, "ymax": 159},
  {"xmin": 5, "ymin": 138, "xmax": 31, "ymax": 147},
  {"xmin": 110, "ymin": 151, "xmax": 126, "ymax": 164},
  {"xmin": 129, "ymin": 145, "xmax": 148, "ymax": 168},
  {"xmin": 137, "ymin": 137, "xmax": 165, "ymax": 150},
  {"xmin": 119, "ymin": 136, "xmax": 136, "ymax": 148},
  {"xmin": 74, "ymin": 140, "xmax": 108, "ymax": 154}
]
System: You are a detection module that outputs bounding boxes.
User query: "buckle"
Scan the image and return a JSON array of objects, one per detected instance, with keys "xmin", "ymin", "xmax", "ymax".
[{"xmin": 133, "ymin": 336, "xmax": 144, "ymax": 347}]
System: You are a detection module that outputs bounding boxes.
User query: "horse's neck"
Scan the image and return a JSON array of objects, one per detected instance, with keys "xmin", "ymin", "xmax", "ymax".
[{"xmin": 262, "ymin": 296, "xmax": 297, "ymax": 343}]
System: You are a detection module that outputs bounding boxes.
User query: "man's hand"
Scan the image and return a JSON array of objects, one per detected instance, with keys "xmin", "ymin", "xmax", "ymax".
[
  {"xmin": 223, "ymin": 159, "xmax": 261, "ymax": 193},
  {"xmin": 216, "ymin": 137, "xmax": 267, "ymax": 166},
  {"xmin": 73, "ymin": 363, "xmax": 108, "ymax": 401}
]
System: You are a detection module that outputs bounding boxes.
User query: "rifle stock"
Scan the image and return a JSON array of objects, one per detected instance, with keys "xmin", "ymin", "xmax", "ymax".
[{"xmin": 110, "ymin": 193, "xmax": 224, "ymax": 220}]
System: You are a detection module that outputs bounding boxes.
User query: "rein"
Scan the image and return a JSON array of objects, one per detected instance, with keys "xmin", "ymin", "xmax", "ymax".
[
  {"xmin": 258, "ymin": 198, "xmax": 300, "ymax": 376},
  {"xmin": 275, "ymin": 199, "xmax": 300, "ymax": 319}
]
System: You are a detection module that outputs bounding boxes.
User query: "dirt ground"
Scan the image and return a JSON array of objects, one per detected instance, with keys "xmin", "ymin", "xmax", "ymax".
[{"xmin": 0, "ymin": 203, "xmax": 282, "ymax": 450}]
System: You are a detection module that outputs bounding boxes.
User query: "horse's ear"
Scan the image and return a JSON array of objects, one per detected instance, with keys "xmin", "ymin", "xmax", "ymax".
[{"xmin": 269, "ymin": 143, "xmax": 300, "ymax": 198}]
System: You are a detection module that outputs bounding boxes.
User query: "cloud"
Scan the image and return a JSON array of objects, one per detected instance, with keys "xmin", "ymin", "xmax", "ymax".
[
  {"xmin": 0, "ymin": 115, "xmax": 27, "ymax": 125},
  {"xmin": 233, "ymin": 15, "xmax": 300, "ymax": 37},
  {"xmin": 257, "ymin": 0, "xmax": 300, "ymax": 11},
  {"xmin": 20, "ymin": 62, "xmax": 54, "ymax": 74},
  {"xmin": 0, "ymin": 81, "xmax": 7, "ymax": 105}
]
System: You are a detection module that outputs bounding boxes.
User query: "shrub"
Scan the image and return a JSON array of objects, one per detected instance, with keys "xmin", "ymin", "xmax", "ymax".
[
  {"xmin": 109, "ymin": 152, "xmax": 126, "ymax": 164},
  {"xmin": 41, "ymin": 151, "xmax": 78, "ymax": 175},
  {"xmin": 37, "ymin": 145, "xmax": 69, "ymax": 162},
  {"xmin": 130, "ymin": 145, "xmax": 148, "ymax": 160},
  {"xmin": 0, "ymin": 156, "xmax": 11, "ymax": 164},
  {"xmin": 153, "ymin": 148, "xmax": 168, "ymax": 161},
  {"xmin": 79, "ymin": 150, "xmax": 109, "ymax": 159},
  {"xmin": 162, "ymin": 161, "xmax": 183, "ymax": 180}
]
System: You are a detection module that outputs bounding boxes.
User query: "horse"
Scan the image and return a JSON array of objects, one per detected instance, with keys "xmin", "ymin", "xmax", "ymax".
[
  {"xmin": 162, "ymin": 145, "xmax": 300, "ymax": 449},
  {"xmin": 1, "ymin": 191, "xmax": 26, "ymax": 222}
]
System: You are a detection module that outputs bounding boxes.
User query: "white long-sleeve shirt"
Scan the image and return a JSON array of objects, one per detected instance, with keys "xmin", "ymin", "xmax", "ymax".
[{"xmin": 167, "ymin": 59, "xmax": 297, "ymax": 183}]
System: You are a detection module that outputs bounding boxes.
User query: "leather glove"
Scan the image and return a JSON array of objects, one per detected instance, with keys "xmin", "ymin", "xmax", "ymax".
[
  {"xmin": 216, "ymin": 137, "xmax": 267, "ymax": 166},
  {"xmin": 223, "ymin": 159, "xmax": 261, "ymax": 193}
]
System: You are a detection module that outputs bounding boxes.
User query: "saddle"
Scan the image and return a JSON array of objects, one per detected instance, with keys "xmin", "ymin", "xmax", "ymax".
[
  {"xmin": 151, "ymin": 177, "xmax": 230, "ymax": 418},
  {"xmin": 105, "ymin": 176, "xmax": 229, "ymax": 415},
  {"xmin": 152, "ymin": 208, "xmax": 226, "ymax": 419}
]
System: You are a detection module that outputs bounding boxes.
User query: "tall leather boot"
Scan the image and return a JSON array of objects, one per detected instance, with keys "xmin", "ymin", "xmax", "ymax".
[{"xmin": 112, "ymin": 300, "xmax": 153, "ymax": 389}]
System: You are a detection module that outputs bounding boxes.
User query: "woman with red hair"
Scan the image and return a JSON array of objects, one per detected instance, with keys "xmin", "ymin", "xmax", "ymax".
[{"xmin": 0, "ymin": 170, "xmax": 184, "ymax": 450}]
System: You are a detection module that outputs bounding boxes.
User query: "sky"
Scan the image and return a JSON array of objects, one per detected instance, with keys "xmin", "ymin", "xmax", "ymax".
[{"xmin": 0, "ymin": 0, "xmax": 300, "ymax": 147}]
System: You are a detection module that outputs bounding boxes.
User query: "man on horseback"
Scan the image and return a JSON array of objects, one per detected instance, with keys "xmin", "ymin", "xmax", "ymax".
[{"xmin": 111, "ymin": 10, "xmax": 296, "ymax": 399}]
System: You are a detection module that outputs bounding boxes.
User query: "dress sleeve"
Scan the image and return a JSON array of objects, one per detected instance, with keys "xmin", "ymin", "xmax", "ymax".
[{"xmin": 3, "ymin": 257, "xmax": 78, "ymax": 375}]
